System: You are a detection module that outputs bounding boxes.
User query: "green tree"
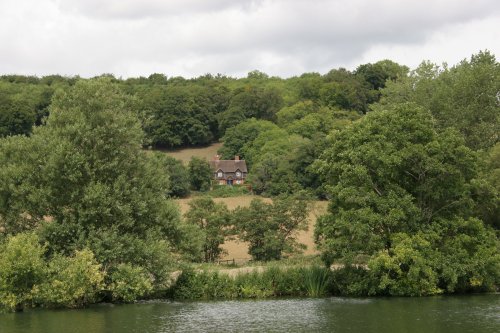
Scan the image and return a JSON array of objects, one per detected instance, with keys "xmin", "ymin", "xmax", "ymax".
[
  {"xmin": 378, "ymin": 51, "xmax": 500, "ymax": 150},
  {"xmin": 188, "ymin": 157, "xmax": 212, "ymax": 191},
  {"xmin": 321, "ymin": 68, "xmax": 372, "ymax": 113},
  {"xmin": 235, "ymin": 197, "xmax": 309, "ymax": 261},
  {"xmin": 138, "ymin": 85, "xmax": 223, "ymax": 147},
  {"xmin": 184, "ymin": 197, "xmax": 232, "ymax": 262},
  {"xmin": 218, "ymin": 118, "xmax": 279, "ymax": 160},
  {"xmin": 276, "ymin": 101, "xmax": 317, "ymax": 127},
  {"xmin": 355, "ymin": 60, "xmax": 409, "ymax": 90},
  {"xmin": 218, "ymin": 85, "xmax": 283, "ymax": 134},
  {"xmin": 315, "ymin": 103, "xmax": 478, "ymax": 264},
  {"xmin": 314, "ymin": 103, "xmax": 500, "ymax": 294},
  {"xmin": 0, "ymin": 79, "xmax": 180, "ymax": 282},
  {"xmin": 246, "ymin": 133, "xmax": 306, "ymax": 195},
  {"xmin": 150, "ymin": 153, "xmax": 190, "ymax": 198}
]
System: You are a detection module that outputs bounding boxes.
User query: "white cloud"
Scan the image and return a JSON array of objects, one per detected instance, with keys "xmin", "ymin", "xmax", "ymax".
[{"xmin": 0, "ymin": 0, "xmax": 498, "ymax": 77}]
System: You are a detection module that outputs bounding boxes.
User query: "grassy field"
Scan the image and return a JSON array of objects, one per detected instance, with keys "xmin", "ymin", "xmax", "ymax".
[
  {"xmin": 175, "ymin": 195, "xmax": 328, "ymax": 262},
  {"xmin": 154, "ymin": 142, "xmax": 222, "ymax": 164}
]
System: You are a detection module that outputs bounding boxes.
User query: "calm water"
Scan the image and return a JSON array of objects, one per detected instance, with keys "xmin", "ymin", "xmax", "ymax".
[{"xmin": 1, "ymin": 295, "xmax": 499, "ymax": 333}]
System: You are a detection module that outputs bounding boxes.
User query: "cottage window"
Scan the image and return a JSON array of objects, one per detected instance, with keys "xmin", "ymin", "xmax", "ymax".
[
  {"xmin": 217, "ymin": 171, "xmax": 223, "ymax": 178},
  {"xmin": 236, "ymin": 171, "xmax": 241, "ymax": 177}
]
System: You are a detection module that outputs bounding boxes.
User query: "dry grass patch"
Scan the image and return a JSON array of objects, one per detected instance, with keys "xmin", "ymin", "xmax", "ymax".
[{"xmin": 149, "ymin": 142, "xmax": 222, "ymax": 164}]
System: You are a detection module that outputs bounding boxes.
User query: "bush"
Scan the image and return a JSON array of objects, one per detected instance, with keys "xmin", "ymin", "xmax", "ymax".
[
  {"xmin": 109, "ymin": 264, "xmax": 153, "ymax": 302},
  {"xmin": 0, "ymin": 233, "xmax": 46, "ymax": 311},
  {"xmin": 170, "ymin": 265, "xmax": 333, "ymax": 300},
  {"xmin": 234, "ymin": 271, "xmax": 274, "ymax": 298},
  {"xmin": 35, "ymin": 249, "xmax": 104, "ymax": 308},
  {"xmin": 82, "ymin": 229, "xmax": 175, "ymax": 291},
  {"xmin": 208, "ymin": 185, "xmax": 250, "ymax": 198},
  {"xmin": 171, "ymin": 269, "xmax": 237, "ymax": 300},
  {"xmin": 367, "ymin": 234, "xmax": 441, "ymax": 296},
  {"xmin": 330, "ymin": 266, "xmax": 373, "ymax": 296}
]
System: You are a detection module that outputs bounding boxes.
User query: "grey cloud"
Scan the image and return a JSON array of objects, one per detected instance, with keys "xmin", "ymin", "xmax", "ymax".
[
  {"xmin": 1, "ymin": 0, "xmax": 498, "ymax": 77},
  {"xmin": 55, "ymin": 0, "xmax": 264, "ymax": 19}
]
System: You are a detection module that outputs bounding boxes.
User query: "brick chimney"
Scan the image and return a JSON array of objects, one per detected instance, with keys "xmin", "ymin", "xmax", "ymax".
[{"xmin": 235, "ymin": 155, "xmax": 240, "ymax": 161}]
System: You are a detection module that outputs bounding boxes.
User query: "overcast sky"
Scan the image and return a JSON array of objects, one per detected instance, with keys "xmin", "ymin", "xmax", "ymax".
[{"xmin": 0, "ymin": 0, "xmax": 499, "ymax": 78}]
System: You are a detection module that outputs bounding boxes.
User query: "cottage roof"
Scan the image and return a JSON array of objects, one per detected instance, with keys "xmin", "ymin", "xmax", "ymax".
[{"xmin": 209, "ymin": 159, "xmax": 248, "ymax": 173}]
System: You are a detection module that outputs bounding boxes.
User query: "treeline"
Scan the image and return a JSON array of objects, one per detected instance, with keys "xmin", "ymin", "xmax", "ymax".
[{"xmin": 0, "ymin": 59, "xmax": 407, "ymax": 144}]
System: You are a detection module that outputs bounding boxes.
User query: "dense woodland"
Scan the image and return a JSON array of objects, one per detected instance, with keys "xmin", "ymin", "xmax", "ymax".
[{"xmin": 0, "ymin": 51, "xmax": 499, "ymax": 310}]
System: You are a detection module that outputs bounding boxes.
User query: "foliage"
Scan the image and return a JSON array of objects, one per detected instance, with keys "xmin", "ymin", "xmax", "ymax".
[
  {"xmin": 109, "ymin": 263, "xmax": 153, "ymax": 302},
  {"xmin": 0, "ymin": 79, "xmax": 180, "ymax": 298},
  {"xmin": 184, "ymin": 197, "xmax": 232, "ymax": 262},
  {"xmin": 276, "ymin": 100, "xmax": 317, "ymax": 127},
  {"xmin": 235, "ymin": 197, "xmax": 309, "ymax": 261},
  {"xmin": 207, "ymin": 185, "xmax": 250, "ymax": 198},
  {"xmin": 0, "ymin": 81, "xmax": 60, "ymax": 137},
  {"xmin": 188, "ymin": 156, "xmax": 212, "ymax": 192},
  {"xmin": 0, "ymin": 233, "xmax": 46, "ymax": 311},
  {"xmin": 315, "ymin": 103, "xmax": 478, "ymax": 265},
  {"xmin": 303, "ymin": 266, "xmax": 332, "ymax": 297},
  {"xmin": 315, "ymin": 103, "xmax": 500, "ymax": 295},
  {"xmin": 170, "ymin": 265, "xmax": 334, "ymax": 300},
  {"xmin": 218, "ymin": 86, "xmax": 283, "ymax": 134},
  {"xmin": 355, "ymin": 59, "xmax": 409, "ymax": 90},
  {"xmin": 0, "ymin": 79, "xmax": 180, "ymax": 236},
  {"xmin": 473, "ymin": 143, "xmax": 500, "ymax": 229},
  {"xmin": 218, "ymin": 118, "xmax": 279, "ymax": 160},
  {"xmin": 150, "ymin": 153, "xmax": 190, "ymax": 198},
  {"xmin": 321, "ymin": 68, "xmax": 373, "ymax": 113},
  {"xmin": 36, "ymin": 249, "xmax": 104, "ymax": 308},
  {"xmin": 171, "ymin": 269, "xmax": 237, "ymax": 299},
  {"xmin": 138, "ymin": 84, "xmax": 227, "ymax": 147},
  {"xmin": 367, "ymin": 233, "xmax": 440, "ymax": 296},
  {"xmin": 378, "ymin": 51, "xmax": 499, "ymax": 150}
]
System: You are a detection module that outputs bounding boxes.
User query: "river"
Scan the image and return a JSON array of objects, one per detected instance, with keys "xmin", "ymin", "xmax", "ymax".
[{"xmin": 1, "ymin": 295, "xmax": 499, "ymax": 333}]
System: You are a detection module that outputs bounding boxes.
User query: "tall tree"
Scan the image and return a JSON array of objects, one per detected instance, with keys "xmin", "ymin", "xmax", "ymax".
[
  {"xmin": 314, "ymin": 103, "xmax": 499, "ymax": 294},
  {"xmin": 235, "ymin": 197, "xmax": 309, "ymax": 261},
  {"xmin": 0, "ymin": 79, "xmax": 180, "ymax": 283},
  {"xmin": 188, "ymin": 157, "xmax": 212, "ymax": 192},
  {"xmin": 184, "ymin": 197, "xmax": 232, "ymax": 262},
  {"xmin": 378, "ymin": 51, "xmax": 500, "ymax": 150}
]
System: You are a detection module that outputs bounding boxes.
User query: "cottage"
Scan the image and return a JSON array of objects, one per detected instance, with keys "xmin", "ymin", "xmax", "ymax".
[{"xmin": 209, "ymin": 155, "xmax": 248, "ymax": 185}]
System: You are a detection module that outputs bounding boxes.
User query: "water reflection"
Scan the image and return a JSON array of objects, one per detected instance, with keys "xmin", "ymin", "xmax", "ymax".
[{"xmin": 1, "ymin": 295, "xmax": 499, "ymax": 333}]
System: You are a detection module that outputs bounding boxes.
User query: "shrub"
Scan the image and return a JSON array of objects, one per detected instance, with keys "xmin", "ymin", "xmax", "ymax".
[
  {"xmin": 368, "ymin": 234, "xmax": 441, "ymax": 296},
  {"xmin": 234, "ymin": 271, "xmax": 273, "ymax": 298},
  {"xmin": 109, "ymin": 264, "xmax": 153, "ymax": 302},
  {"xmin": 330, "ymin": 266, "xmax": 373, "ymax": 296},
  {"xmin": 171, "ymin": 269, "xmax": 237, "ymax": 300},
  {"xmin": 36, "ymin": 249, "xmax": 104, "ymax": 308},
  {"xmin": 208, "ymin": 185, "xmax": 250, "ymax": 198},
  {"xmin": 0, "ymin": 233, "xmax": 46, "ymax": 312}
]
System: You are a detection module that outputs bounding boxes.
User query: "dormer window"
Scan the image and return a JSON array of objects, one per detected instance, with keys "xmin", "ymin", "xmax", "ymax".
[
  {"xmin": 217, "ymin": 171, "xmax": 223, "ymax": 178},
  {"xmin": 236, "ymin": 171, "xmax": 241, "ymax": 177}
]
